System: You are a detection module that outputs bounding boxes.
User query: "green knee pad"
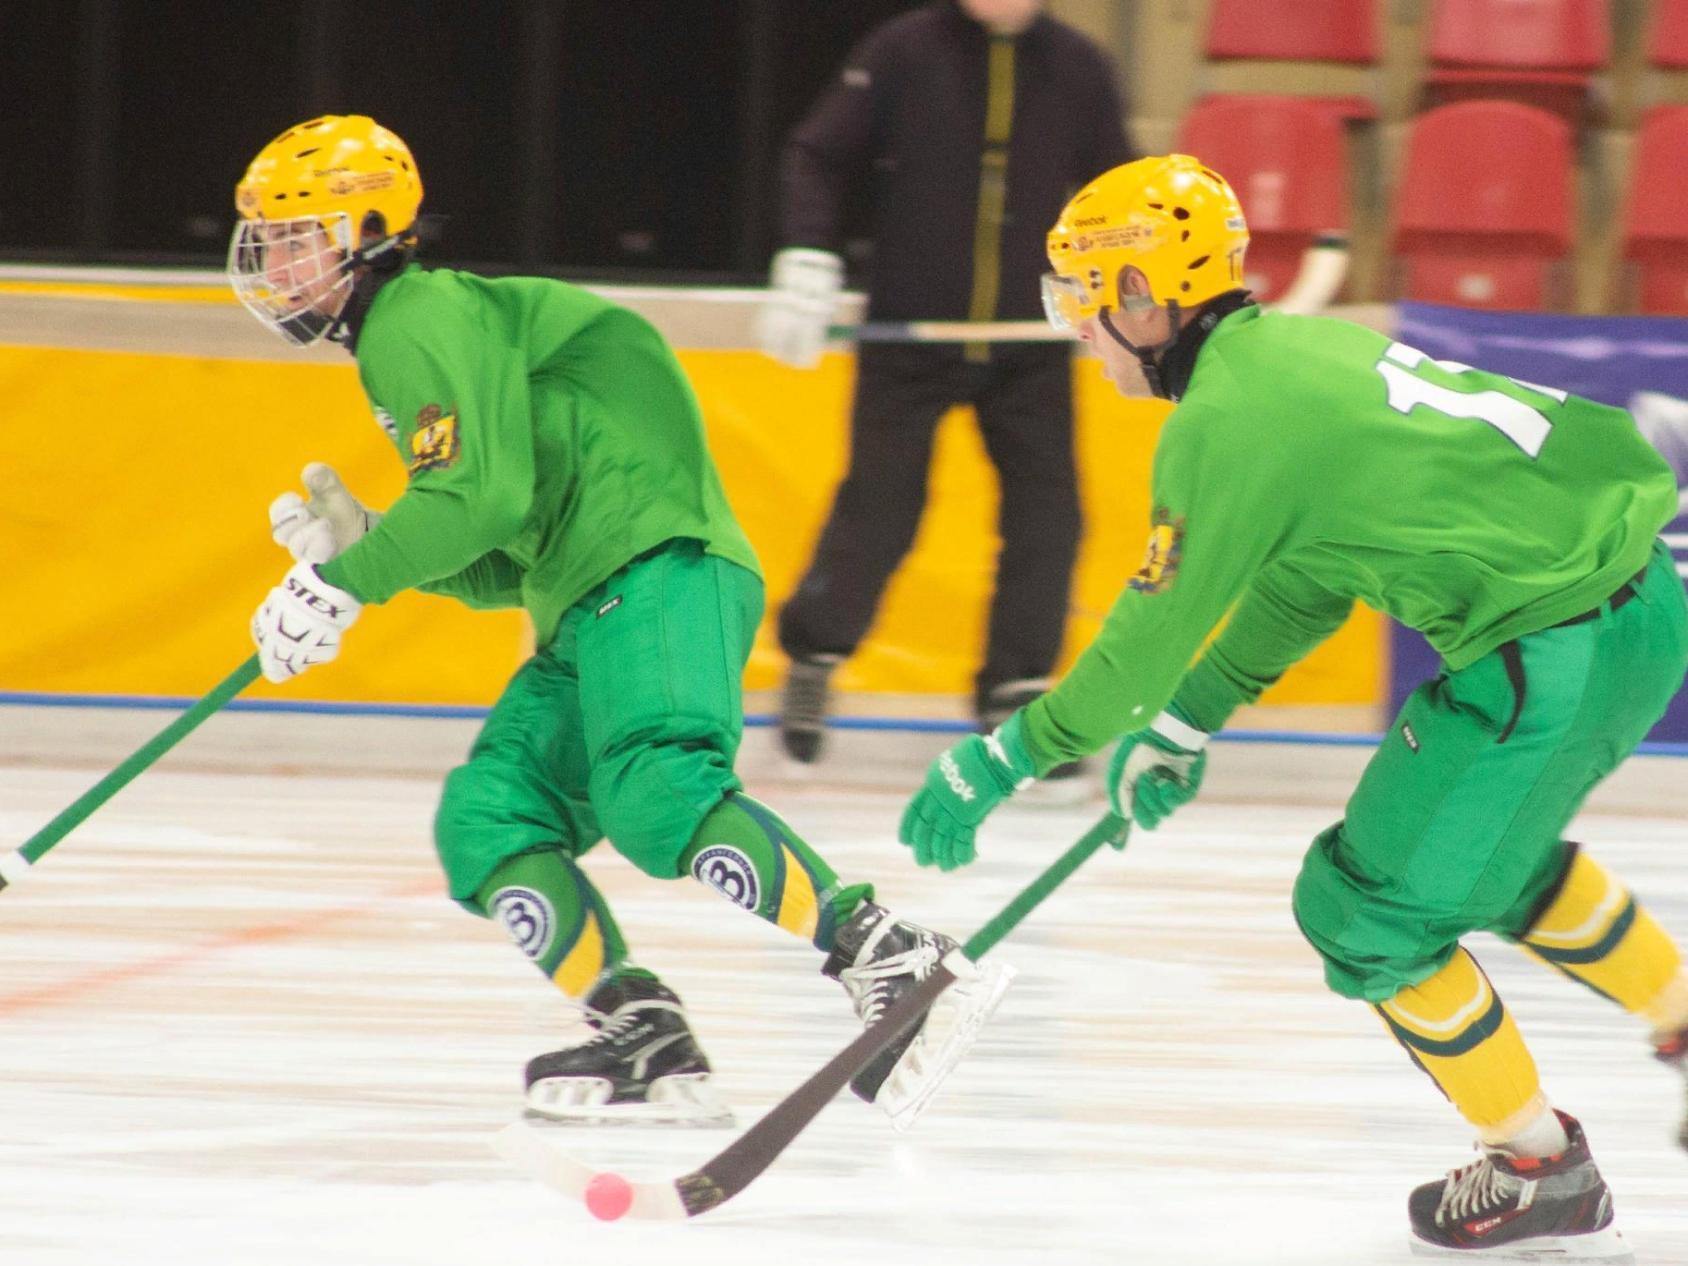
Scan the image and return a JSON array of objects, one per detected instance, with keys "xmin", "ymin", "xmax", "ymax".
[
  {"xmin": 1293, "ymin": 823, "xmax": 1458, "ymax": 1002},
  {"xmin": 590, "ymin": 738, "xmax": 743, "ymax": 879},
  {"xmin": 436, "ymin": 760, "xmax": 602, "ymax": 908}
]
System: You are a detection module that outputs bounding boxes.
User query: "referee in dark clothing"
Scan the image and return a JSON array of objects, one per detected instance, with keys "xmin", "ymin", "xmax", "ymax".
[{"xmin": 759, "ymin": 0, "xmax": 1133, "ymax": 771}]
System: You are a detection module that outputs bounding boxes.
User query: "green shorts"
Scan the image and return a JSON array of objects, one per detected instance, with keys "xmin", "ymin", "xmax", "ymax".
[
  {"xmin": 434, "ymin": 538, "xmax": 763, "ymax": 908},
  {"xmin": 1295, "ymin": 540, "xmax": 1688, "ymax": 1001}
]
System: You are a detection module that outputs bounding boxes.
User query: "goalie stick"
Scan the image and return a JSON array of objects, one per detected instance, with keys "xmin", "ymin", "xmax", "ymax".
[
  {"xmin": 494, "ymin": 811, "xmax": 1131, "ymax": 1220},
  {"xmin": 0, "ymin": 655, "xmax": 260, "ymax": 894}
]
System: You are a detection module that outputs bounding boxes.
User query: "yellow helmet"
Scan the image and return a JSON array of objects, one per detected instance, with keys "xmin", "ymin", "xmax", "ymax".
[
  {"xmin": 1042, "ymin": 155, "xmax": 1249, "ymax": 332},
  {"xmin": 234, "ymin": 114, "xmax": 422, "ymax": 240},
  {"xmin": 227, "ymin": 115, "xmax": 423, "ymax": 345}
]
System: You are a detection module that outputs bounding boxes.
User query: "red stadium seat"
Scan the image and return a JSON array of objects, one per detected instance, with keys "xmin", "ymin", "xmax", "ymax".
[
  {"xmin": 1203, "ymin": 0, "xmax": 1380, "ymax": 122},
  {"xmin": 1621, "ymin": 107, "xmax": 1688, "ymax": 314},
  {"xmin": 1205, "ymin": 0, "xmax": 1379, "ymax": 63},
  {"xmin": 1648, "ymin": 0, "xmax": 1688, "ymax": 69},
  {"xmin": 1176, "ymin": 96, "xmax": 1350, "ymax": 303},
  {"xmin": 1391, "ymin": 101, "xmax": 1574, "ymax": 311},
  {"xmin": 1423, "ymin": 0, "xmax": 1611, "ymax": 123}
]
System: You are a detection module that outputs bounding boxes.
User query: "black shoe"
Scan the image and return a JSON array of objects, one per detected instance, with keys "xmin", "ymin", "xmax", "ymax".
[
  {"xmin": 780, "ymin": 653, "xmax": 842, "ymax": 764},
  {"xmin": 1656, "ymin": 1027, "xmax": 1688, "ymax": 1152},
  {"xmin": 1407, "ymin": 1112, "xmax": 1631, "ymax": 1260},
  {"xmin": 523, "ymin": 971, "xmax": 731, "ymax": 1125}
]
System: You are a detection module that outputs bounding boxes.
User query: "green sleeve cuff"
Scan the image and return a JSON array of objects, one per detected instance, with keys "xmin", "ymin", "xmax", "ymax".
[
  {"xmin": 1015, "ymin": 698, "xmax": 1081, "ymax": 778},
  {"xmin": 1170, "ymin": 657, "xmax": 1250, "ymax": 735},
  {"xmin": 315, "ymin": 558, "xmax": 368, "ymax": 604}
]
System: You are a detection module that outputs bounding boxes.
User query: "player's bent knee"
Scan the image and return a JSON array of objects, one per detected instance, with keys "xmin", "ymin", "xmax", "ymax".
[
  {"xmin": 1293, "ymin": 827, "xmax": 1450, "ymax": 1003},
  {"xmin": 590, "ymin": 740, "xmax": 739, "ymax": 880},
  {"xmin": 433, "ymin": 764, "xmax": 570, "ymax": 910}
]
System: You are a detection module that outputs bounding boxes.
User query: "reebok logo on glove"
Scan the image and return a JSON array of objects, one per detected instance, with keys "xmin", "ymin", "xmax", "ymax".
[{"xmin": 938, "ymin": 751, "xmax": 976, "ymax": 802}]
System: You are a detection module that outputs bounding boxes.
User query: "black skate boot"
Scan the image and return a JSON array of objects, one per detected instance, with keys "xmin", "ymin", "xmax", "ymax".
[
  {"xmin": 821, "ymin": 902, "xmax": 1013, "ymax": 1130},
  {"xmin": 523, "ymin": 971, "xmax": 732, "ymax": 1126},
  {"xmin": 780, "ymin": 652, "xmax": 841, "ymax": 763},
  {"xmin": 1654, "ymin": 1026, "xmax": 1688, "ymax": 1152},
  {"xmin": 980, "ymin": 679, "xmax": 1087, "ymax": 803},
  {"xmin": 1407, "ymin": 1112, "xmax": 1632, "ymax": 1262}
]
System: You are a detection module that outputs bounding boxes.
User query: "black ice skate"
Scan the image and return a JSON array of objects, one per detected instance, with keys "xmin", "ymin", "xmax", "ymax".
[
  {"xmin": 523, "ymin": 971, "xmax": 732, "ymax": 1126},
  {"xmin": 822, "ymin": 902, "xmax": 1013, "ymax": 1131},
  {"xmin": 1407, "ymin": 1112, "xmax": 1633, "ymax": 1263},
  {"xmin": 1655, "ymin": 1026, "xmax": 1688, "ymax": 1151},
  {"xmin": 779, "ymin": 652, "xmax": 841, "ymax": 763}
]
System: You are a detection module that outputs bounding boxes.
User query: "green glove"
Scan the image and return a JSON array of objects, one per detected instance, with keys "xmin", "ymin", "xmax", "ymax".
[
  {"xmin": 1107, "ymin": 703, "xmax": 1209, "ymax": 830},
  {"xmin": 899, "ymin": 711, "xmax": 1037, "ymax": 871}
]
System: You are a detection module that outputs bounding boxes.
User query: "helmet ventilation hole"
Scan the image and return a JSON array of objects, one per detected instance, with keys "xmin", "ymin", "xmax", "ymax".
[{"xmin": 1188, "ymin": 255, "xmax": 1210, "ymax": 269}]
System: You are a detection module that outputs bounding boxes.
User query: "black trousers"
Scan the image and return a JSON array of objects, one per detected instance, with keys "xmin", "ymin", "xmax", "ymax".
[{"xmin": 777, "ymin": 342, "xmax": 1081, "ymax": 713}]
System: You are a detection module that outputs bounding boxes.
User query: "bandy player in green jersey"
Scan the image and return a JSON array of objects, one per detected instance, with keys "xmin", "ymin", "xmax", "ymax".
[
  {"xmin": 899, "ymin": 155, "xmax": 1688, "ymax": 1260},
  {"xmin": 225, "ymin": 115, "xmax": 1008, "ymax": 1130}
]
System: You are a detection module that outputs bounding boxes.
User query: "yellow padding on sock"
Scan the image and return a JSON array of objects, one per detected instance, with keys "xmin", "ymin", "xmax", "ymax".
[
  {"xmin": 552, "ymin": 909, "xmax": 605, "ymax": 998},
  {"xmin": 774, "ymin": 844, "xmax": 820, "ymax": 942},
  {"xmin": 1377, "ymin": 949, "xmax": 1541, "ymax": 1131},
  {"xmin": 1524, "ymin": 852, "xmax": 1682, "ymax": 1015}
]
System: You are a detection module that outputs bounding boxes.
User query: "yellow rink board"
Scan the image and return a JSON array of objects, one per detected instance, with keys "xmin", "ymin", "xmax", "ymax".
[{"xmin": 3, "ymin": 341, "xmax": 1380, "ymax": 707}]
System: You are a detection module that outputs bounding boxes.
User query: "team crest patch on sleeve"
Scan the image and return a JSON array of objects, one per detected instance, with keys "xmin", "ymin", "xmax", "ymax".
[
  {"xmin": 1129, "ymin": 507, "xmax": 1185, "ymax": 595},
  {"xmin": 407, "ymin": 402, "xmax": 460, "ymax": 475}
]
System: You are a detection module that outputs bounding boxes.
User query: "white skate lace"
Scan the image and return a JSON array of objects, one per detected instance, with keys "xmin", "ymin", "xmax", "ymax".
[
  {"xmin": 575, "ymin": 1004, "xmax": 644, "ymax": 1049},
  {"xmin": 840, "ymin": 939, "xmax": 942, "ymax": 1026},
  {"xmin": 1435, "ymin": 1155, "xmax": 1517, "ymax": 1226}
]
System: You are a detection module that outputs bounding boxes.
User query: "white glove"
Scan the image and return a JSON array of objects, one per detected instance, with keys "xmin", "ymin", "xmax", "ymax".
[
  {"xmin": 756, "ymin": 247, "xmax": 843, "ymax": 368},
  {"xmin": 269, "ymin": 463, "xmax": 382, "ymax": 565},
  {"xmin": 251, "ymin": 560, "xmax": 363, "ymax": 683}
]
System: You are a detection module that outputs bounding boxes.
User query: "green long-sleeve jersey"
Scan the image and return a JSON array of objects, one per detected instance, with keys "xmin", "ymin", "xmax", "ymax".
[
  {"xmin": 1023, "ymin": 304, "xmax": 1678, "ymax": 770},
  {"xmin": 316, "ymin": 266, "xmax": 758, "ymax": 643}
]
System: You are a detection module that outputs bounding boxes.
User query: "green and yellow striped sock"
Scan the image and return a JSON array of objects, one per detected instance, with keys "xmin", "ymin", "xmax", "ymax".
[
  {"xmin": 476, "ymin": 849, "xmax": 635, "ymax": 999},
  {"xmin": 681, "ymin": 792, "xmax": 871, "ymax": 951}
]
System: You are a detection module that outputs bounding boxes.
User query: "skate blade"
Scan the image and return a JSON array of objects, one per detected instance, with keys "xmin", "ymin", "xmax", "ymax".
[
  {"xmin": 524, "ymin": 1072, "xmax": 735, "ymax": 1128},
  {"xmin": 878, "ymin": 955, "xmax": 1016, "ymax": 1133},
  {"xmin": 1408, "ymin": 1222, "xmax": 1634, "ymax": 1265}
]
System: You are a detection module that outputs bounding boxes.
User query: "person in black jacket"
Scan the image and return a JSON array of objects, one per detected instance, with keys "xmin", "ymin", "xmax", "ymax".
[{"xmin": 758, "ymin": 0, "xmax": 1133, "ymax": 776}]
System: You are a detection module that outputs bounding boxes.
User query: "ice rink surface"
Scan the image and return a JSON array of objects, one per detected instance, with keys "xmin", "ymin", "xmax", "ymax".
[{"xmin": 2, "ymin": 741, "xmax": 1685, "ymax": 1266}]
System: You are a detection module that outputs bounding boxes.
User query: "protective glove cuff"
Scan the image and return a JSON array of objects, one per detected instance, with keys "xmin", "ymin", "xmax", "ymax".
[
  {"xmin": 1147, "ymin": 703, "xmax": 1210, "ymax": 754},
  {"xmin": 983, "ymin": 710, "xmax": 1038, "ymax": 792}
]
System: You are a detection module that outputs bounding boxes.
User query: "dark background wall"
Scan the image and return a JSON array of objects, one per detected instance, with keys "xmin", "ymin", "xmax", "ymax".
[{"xmin": 0, "ymin": 0, "xmax": 925, "ymax": 279}]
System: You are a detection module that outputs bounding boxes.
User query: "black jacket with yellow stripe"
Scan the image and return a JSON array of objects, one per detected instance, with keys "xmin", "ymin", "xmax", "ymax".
[{"xmin": 778, "ymin": 0, "xmax": 1133, "ymax": 322}]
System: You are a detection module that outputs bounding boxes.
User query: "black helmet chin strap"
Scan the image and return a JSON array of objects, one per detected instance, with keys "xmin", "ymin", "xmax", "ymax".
[
  {"xmin": 1098, "ymin": 303, "xmax": 1185, "ymax": 401},
  {"xmin": 330, "ymin": 232, "xmax": 419, "ymax": 351}
]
